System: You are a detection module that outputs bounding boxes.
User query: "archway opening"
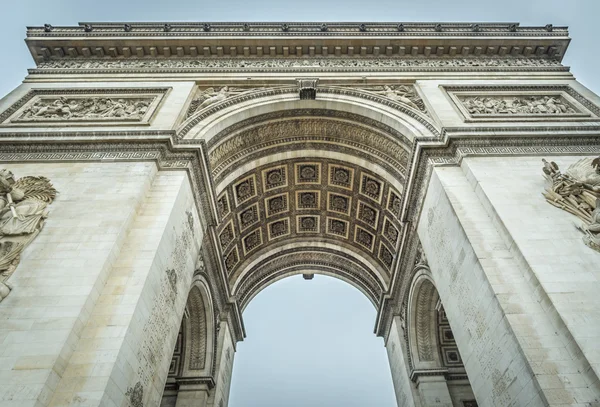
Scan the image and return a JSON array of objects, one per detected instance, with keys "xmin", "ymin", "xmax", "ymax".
[{"xmin": 229, "ymin": 275, "xmax": 397, "ymax": 407}]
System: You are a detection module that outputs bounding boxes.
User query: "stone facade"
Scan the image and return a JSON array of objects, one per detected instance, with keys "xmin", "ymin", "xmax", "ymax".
[{"xmin": 0, "ymin": 21, "xmax": 599, "ymax": 407}]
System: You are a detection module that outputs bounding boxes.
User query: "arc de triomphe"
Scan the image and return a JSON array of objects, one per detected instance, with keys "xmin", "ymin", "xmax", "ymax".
[{"xmin": 0, "ymin": 22, "xmax": 599, "ymax": 407}]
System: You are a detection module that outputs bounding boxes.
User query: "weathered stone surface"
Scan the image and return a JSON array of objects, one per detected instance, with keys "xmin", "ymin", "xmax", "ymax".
[{"xmin": 1, "ymin": 19, "xmax": 600, "ymax": 407}]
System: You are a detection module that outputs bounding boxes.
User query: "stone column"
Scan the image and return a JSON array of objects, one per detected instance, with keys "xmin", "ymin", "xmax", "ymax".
[
  {"xmin": 175, "ymin": 383, "xmax": 210, "ymax": 407},
  {"xmin": 386, "ymin": 316, "xmax": 419, "ymax": 406},
  {"xmin": 413, "ymin": 374, "xmax": 453, "ymax": 407},
  {"xmin": 418, "ymin": 160, "xmax": 600, "ymax": 406},
  {"xmin": 45, "ymin": 170, "xmax": 203, "ymax": 406},
  {"xmin": 0, "ymin": 162, "xmax": 157, "ymax": 407},
  {"xmin": 208, "ymin": 319, "xmax": 236, "ymax": 407}
]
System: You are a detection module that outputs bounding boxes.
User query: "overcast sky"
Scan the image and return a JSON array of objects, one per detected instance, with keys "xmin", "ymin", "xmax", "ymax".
[{"xmin": 0, "ymin": 1, "xmax": 597, "ymax": 406}]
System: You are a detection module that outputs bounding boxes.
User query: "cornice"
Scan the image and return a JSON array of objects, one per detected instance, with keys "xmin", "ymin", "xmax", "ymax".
[
  {"xmin": 28, "ymin": 22, "xmax": 568, "ymax": 37},
  {"xmin": 26, "ymin": 22, "xmax": 569, "ymax": 65}
]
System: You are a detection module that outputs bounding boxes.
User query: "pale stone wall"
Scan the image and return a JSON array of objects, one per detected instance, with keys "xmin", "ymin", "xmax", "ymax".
[
  {"xmin": 463, "ymin": 156, "xmax": 600, "ymax": 391},
  {"xmin": 0, "ymin": 162, "xmax": 203, "ymax": 407},
  {"xmin": 0, "ymin": 162, "xmax": 157, "ymax": 406},
  {"xmin": 209, "ymin": 323, "xmax": 236, "ymax": 407},
  {"xmin": 418, "ymin": 159, "xmax": 600, "ymax": 406},
  {"xmin": 386, "ymin": 316, "xmax": 418, "ymax": 406}
]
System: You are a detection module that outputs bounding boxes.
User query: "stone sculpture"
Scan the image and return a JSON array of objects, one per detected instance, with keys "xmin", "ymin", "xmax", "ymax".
[
  {"xmin": 462, "ymin": 95, "xmax": 577, "ymax": 115},
  {"xmin": 542, "ymin": 157, "xmax": 600, "ymax": 252},
  {"xmin": 186, "ymin": 87, "xmax": 250, "ymax": 118},
  {"xmin": 0, "ymin": 169, "xmax": 57, "ymax": 302},
  {"xmin": 359, "ymin": 85, "xmax": 427, "ymax": 113},
  {"xmin": 16, "ymin": 96, "xmax": 152, "ymax": 121}
]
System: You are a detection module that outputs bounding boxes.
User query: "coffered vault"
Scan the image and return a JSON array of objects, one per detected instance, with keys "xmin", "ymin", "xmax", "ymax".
[{"xmin": 1, "ymin": 20, "xmax": 599, "ymax": 407}]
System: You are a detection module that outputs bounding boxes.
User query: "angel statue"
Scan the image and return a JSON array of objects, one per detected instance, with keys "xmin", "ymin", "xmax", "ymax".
[
  {"xmin": 542, "ymin": 156, "xmax": 600, "ymax": 253},
  {"xmin": 0, "ymin": 169, "xmax": 57, "ymax": 302},
  {"xmin": 359, "ymin": 85, "xmax": 427, "ymax": 114},
  {"xmin": 186, "ymin": 86, "xmax": 251, "ymax": 118}
]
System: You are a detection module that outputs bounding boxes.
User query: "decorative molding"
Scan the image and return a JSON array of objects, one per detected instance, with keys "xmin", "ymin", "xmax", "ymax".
[
  {"xmin": 187, "ymin": 286, "xmax": 208, "ymax": 370},
  {"xmin": 178, "ymin": 86, "xmax": 438, "ymax": 141},
  {"xmin": 204, "ymin": 109, "xmax": 412, "ymax": 184},
  {"xmin": 218, "ymin": 158, "xmax": 403, "ymax": 278},
  {"xmin": 0, "ymin": 140, "xmax": 216, "ymax": 229},
  {"xmin": 444, "ymin": 85, "xmax": 600, "ymax": 122},
  {"xmin": 410, "ymin": 369, "xmax": 448, "ymax": 382},
  {"xmin": 234, "ymin": 247, "xmax": 384, "ymax": 309},
  {"xmin": 27, "ymin": 22, "xmax": 569, "ymax": 37},
  {"xmin": 29, "ymin": 58, "xmax": 567, "ymax": 75},
  {"xmin": 415, "ymin": 280, "xmax": 436, "ymax": 361},
  {"xmin": 0, "ymin": 88, "xmax": 169, "ymax": 126},
  {"xmin": 297, "ymin": 78, "xmax": 319, "ymax": 100}
]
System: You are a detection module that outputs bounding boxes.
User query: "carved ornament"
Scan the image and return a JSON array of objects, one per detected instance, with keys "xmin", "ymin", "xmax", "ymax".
[
  {"xmin": 542, "ymin": 156, "xmax": 600, "ymax": 253},
  {"xmin": 30, "ymin": 58, "xmax": 566, "ymax": 75},
  {"xmin": 0, "ymin": 88, "xmax": 169, "ymax": 126},
  {"xmin": 445, "ymin": 85, "xmax": 599, "ymax": 122}
]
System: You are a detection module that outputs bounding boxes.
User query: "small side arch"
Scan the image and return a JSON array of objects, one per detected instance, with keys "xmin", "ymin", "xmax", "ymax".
[
  {"xmin": 406, "ymin": 267, "xmax": 444, "ymax": 371},
  {"xmin": 180, "ymin": 276, "xmax": 217, "ymax": 378},
  {"xmin": 162, "ymin": 274, "xmax": 218, "ymax": 405}
]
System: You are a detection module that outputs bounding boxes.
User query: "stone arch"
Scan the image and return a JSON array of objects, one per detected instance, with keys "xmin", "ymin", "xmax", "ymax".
[
  {"xmin": 407, "ymin": 268, "xmax": 444, "ymax": 370},
  {"xmin": 177, "ymin": 88, "xmax": 441, "ymax": 407},
  {"xmin": 163, "ymin": 275, "xmax": 217, "ymax": 406},
  {"xmin": 404, "ymin": 257, "xmax": 477, "ymax": 406},
  {"xmin": 181, "ymin": 279, "xmax": 216, "ymax": 377},
  {"xmin": 177, "ymin": 85, "xmax": 439, "ymax": 143},
  {"xmin": 234, "ymin": 246, "xmax": 385, "ymax": 311}
]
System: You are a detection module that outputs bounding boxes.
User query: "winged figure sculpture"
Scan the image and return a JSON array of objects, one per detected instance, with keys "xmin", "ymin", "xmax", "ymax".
[{"xmin": 0, "ymin": 169, "xmax": 57, "ymax": 301}]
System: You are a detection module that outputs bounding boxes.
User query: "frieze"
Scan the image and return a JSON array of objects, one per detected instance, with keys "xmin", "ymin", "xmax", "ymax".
[
  {"xmin": 30, "ymin": 57, "xmax": 567, "ymax": 75},
  {"xmin": 445, "ymin": 85, "xmax": 600, "ymax": 122},
  {"xmin": 0, "ymin": 88, "xmax": 169, "ymax": 126}
]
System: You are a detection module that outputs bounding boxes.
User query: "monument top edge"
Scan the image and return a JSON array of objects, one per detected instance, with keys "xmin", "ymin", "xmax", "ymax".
[
  {"xmin": 27, "ymin": 21, "xmax": 568, "ymax": 36},
  {"xmin": 25, "ymin": 21, "xmax": 571, "ymax": 65}
]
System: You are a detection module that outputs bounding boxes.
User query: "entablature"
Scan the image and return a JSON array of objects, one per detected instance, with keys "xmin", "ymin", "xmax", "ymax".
[{"xmin": 25, "ymin": 22, "xmax": 569, "ymax": 68}]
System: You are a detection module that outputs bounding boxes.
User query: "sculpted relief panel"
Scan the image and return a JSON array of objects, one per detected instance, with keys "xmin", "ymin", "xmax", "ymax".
[
  {"xmin": 0, "ymin": 88, "xmax": 169, "ymax": 126},
  {"xmin": 0, "ymin": 169, "xmax": 57, "ymax": 302},
  {"xmin": 446, "ymin": 85, "xmax": 600, "ymax": 122}
]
